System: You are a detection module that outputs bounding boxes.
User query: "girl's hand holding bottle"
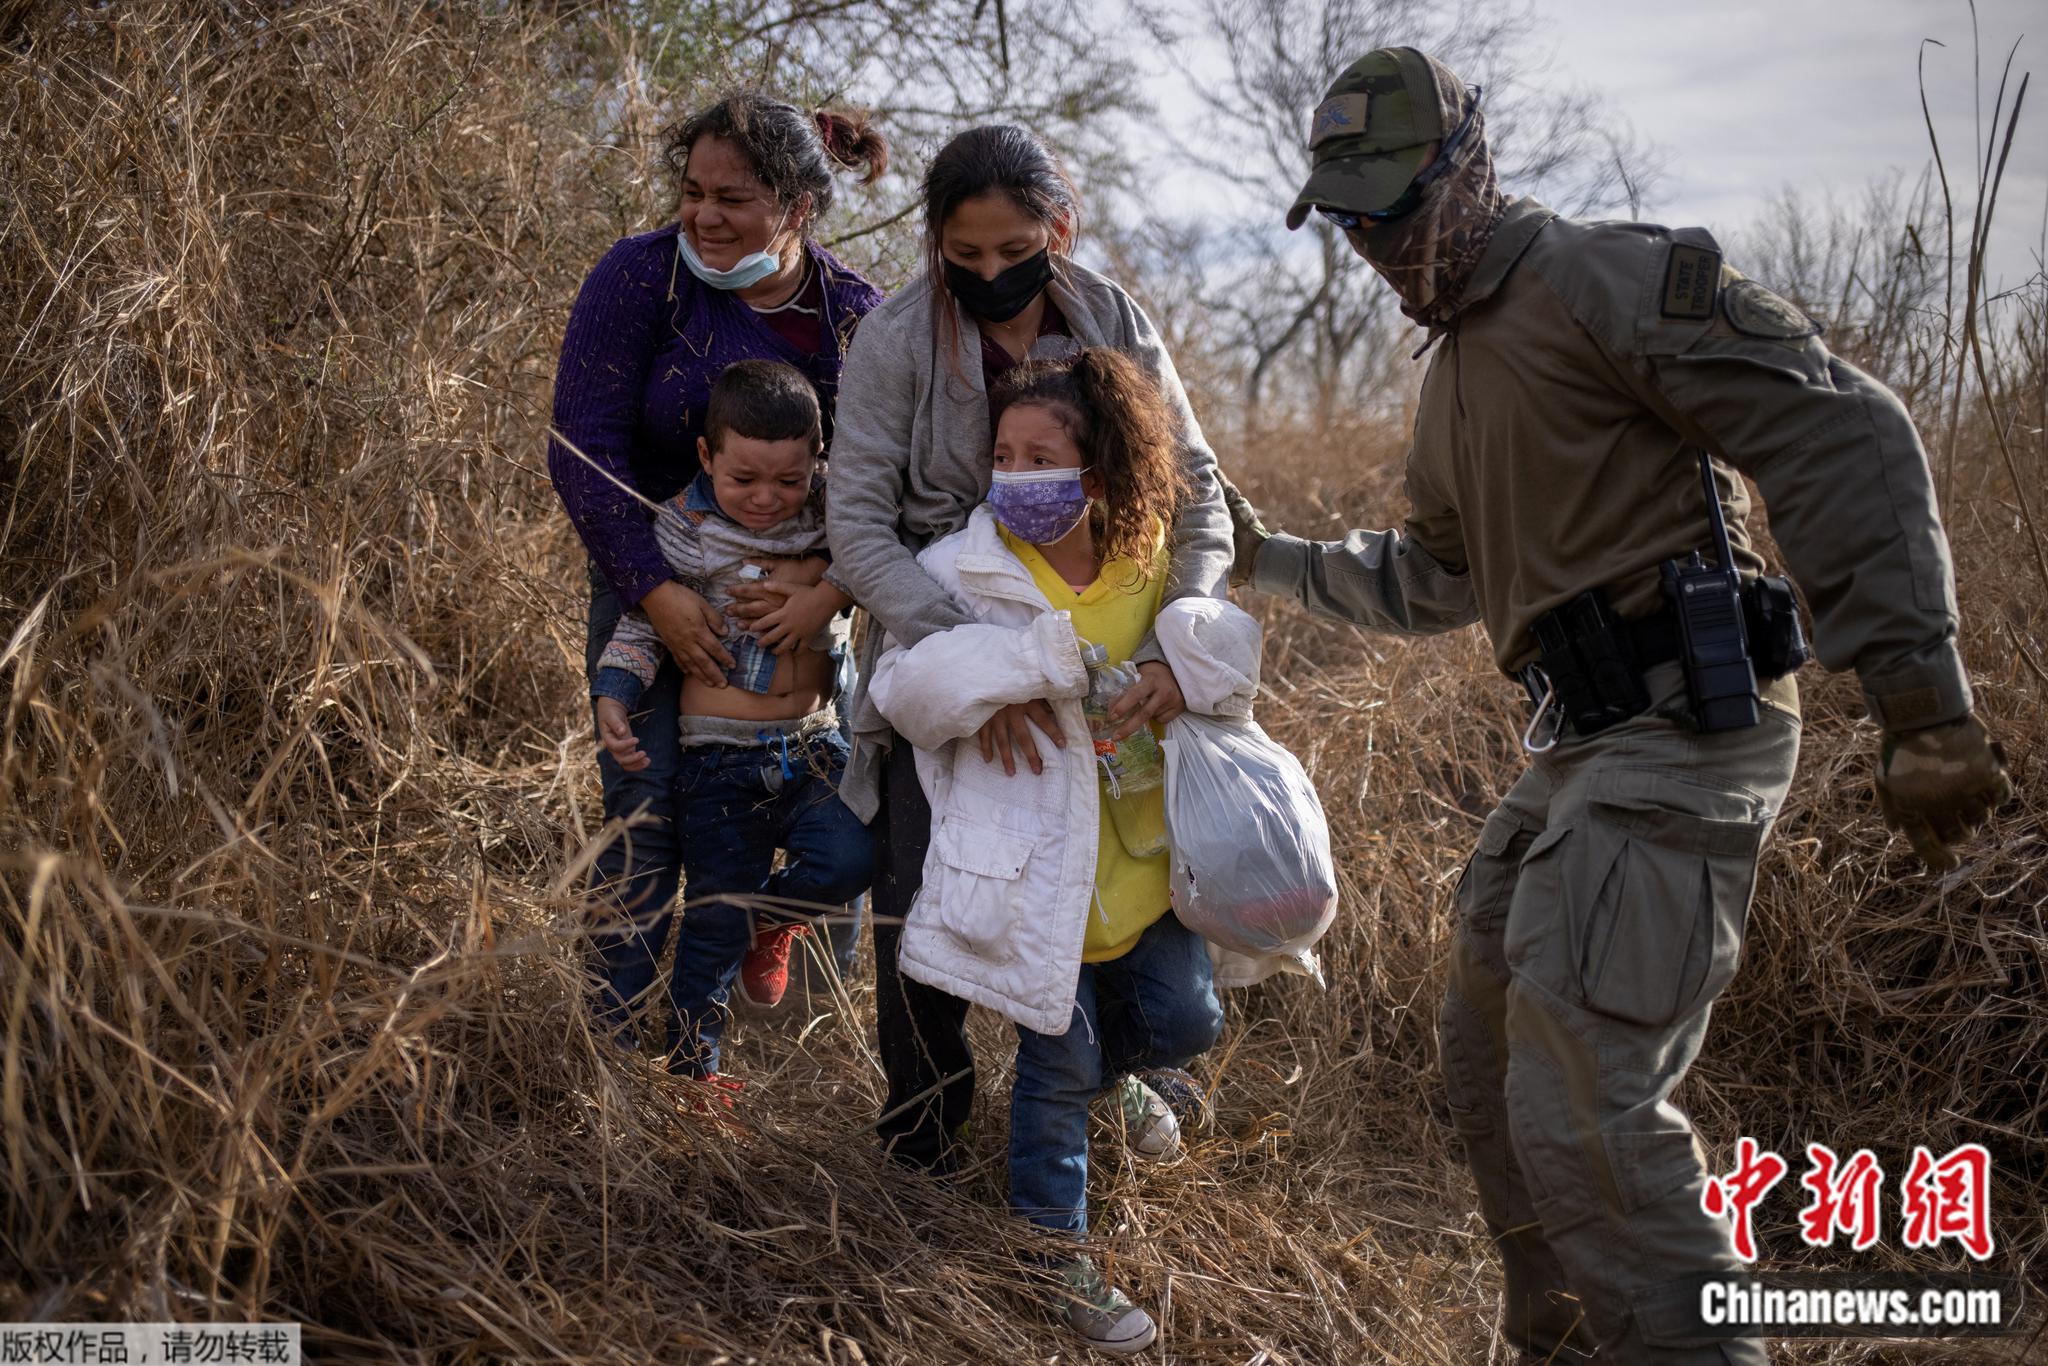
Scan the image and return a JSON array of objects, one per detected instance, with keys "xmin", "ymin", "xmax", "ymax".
[
  {"xmin": 1104, "ymin": 660, "xmax": 1185, "ymax": 740},
  {"xmin": 1081, "ymin": 646, "xmax": 1173, "ymax": 858}
]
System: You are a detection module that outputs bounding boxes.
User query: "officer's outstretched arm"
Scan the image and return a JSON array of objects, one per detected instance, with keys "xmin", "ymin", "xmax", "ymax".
[
  {"xmin": 1227, "ymin": 482, "xmax": 1478, "ymax": 635},
  {"xmin": 1254, "ymin": 529, "xmax": 1479, "ymax": 635}
]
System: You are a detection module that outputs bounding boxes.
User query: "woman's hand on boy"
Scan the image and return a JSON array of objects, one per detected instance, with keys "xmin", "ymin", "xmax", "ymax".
[
  {"xmin": 978, "ymin": 700, "xmax": 1066, "ymax": 776},
  {"xmin": 1108, "ymin": 662, "xmax": 1186, "ymax": 740},
  {"xmin": 594, "ymin": 696, "xmax": 651, "ymax": 772},
  {"xmin": 641, "ymin": 580, "xmax": 735, "ymax": 687}
]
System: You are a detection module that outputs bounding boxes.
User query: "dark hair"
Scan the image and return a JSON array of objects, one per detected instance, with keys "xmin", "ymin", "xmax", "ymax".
[
  {"xmin": 661, "ymin": 92, "xmax": 887, "ymax": 228},
  {"xmin": 704, "ymin": 360, "xmax": 823, "ymax": 455},
  {"xmin": 922, "ymin": 124, "xmax": 1080, "ymax": 294},
  {"xmin": 990, "ymin": 347, "xmax": 1187, "ymax": 575}
]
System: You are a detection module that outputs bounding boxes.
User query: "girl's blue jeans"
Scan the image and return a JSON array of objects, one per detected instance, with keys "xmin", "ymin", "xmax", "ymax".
[{"xmin": 1009, "ymin": 911, "xmax": 1223, "ymax": 1235}]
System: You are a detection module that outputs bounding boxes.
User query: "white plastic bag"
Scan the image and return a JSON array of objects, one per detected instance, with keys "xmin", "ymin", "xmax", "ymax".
[{"xmin": 1161, "ymin": 712, "xmax": 1337, "ymax": 987}]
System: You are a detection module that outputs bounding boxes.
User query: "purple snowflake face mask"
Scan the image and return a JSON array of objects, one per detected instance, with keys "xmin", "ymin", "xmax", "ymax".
[{"xmin": 988, "ymin": 466, "xmax": 1091, "ymax": 544}]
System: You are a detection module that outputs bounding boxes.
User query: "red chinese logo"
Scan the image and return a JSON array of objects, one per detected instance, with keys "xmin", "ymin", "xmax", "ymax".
[
  {"xmin": 1703, "ymin": 1138, "xmax": 1996, "ymax": 1261},
  {"xmin": 1798, "ymin": 1143, "xmax": 1885, "ymax": 1251},
  {"xmin": 1900, "ymin": 1143, "xmax": 1995, "ymax": 1259},
  {"xmin": 1701, "ymin": 1135, "xmax": 1789, "ymax": 1261}
]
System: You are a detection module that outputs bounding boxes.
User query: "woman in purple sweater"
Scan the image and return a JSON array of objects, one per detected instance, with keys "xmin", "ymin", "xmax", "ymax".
[{"xmin": 548, "ymin": 93, "xmax": 886, "ymax": 1051}]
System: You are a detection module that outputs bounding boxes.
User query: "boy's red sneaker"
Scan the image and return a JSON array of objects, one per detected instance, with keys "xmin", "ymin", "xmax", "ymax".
[
  {"xmin": 676, "ymin": 1072, "xmax": 746, "ymax": 1131},
  {"xmin": 738, "ymin": 922, "xmax": 808, "ymax": 1009}
]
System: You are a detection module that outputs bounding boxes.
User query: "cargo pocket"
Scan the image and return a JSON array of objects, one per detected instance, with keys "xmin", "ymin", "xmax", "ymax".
[
  {"xmin": 1572, "ymin": 769, "xmax": 1765, "ymax": 1029},
  {"xmin": 925, "ymin": 814, "xmax": 1034, "ymax": 961},
  {"xmin": 1605, "ymin": 1121, "xmax": 1708, "ymax": 1220}
]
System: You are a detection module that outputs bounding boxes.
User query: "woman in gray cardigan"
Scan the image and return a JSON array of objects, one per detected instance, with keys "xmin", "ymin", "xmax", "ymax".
[{"xmin": 825, "ymin": 125, "xmax": 1233, "ymax": 1189}]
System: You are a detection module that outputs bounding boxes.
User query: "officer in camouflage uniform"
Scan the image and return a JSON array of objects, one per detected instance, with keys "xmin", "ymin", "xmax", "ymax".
[{"xmin": 1227, "ymin": 46, "xmax": 2014, "ymax": 1365}]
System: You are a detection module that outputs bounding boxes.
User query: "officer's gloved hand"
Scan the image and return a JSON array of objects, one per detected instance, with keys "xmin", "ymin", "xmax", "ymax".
[
  {"xmin": 1221, "ymin": 476, "xmax": 1268, "ymax": 587},
  {"xmin": 1875, "ymin": 714, "xmax": 2013, "ymax": 870}
]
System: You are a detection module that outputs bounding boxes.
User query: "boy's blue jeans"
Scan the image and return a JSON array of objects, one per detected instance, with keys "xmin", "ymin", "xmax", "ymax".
[
  {"xmin": 666, "ymin": 726, "xmax": 872, "ymax": 1076},
  {"xmin": 584, "ymin": 570, "xmax": 866, "ymax": 1050},
  {"xmin": 1010, "ymin": 911, "xmax": 1223, "ymax": 1235}
]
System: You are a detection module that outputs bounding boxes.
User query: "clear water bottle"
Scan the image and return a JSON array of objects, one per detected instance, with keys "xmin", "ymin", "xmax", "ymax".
[{"xmin": 1080, "ymin": 642, "xmax": 1169, "ymax": 859}]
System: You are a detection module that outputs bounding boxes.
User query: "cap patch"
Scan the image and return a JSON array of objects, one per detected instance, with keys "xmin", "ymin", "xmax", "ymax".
[
  {"xmin": 1722, "ymin": 279, "xmax": 1821, "ymax": 340},
  {"xmin": 1309, "ymin": 94, "xmax": 1370, "ymax": 148},
  {"xmin": 1660, "ymin": 244, "xmax": 1722, "ymax": 320}
]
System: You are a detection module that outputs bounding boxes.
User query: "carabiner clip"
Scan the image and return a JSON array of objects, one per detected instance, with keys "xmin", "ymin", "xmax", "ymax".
[{"xmin": 1521, "ymin": 679, "xmax": 1560, "ymax": 755}]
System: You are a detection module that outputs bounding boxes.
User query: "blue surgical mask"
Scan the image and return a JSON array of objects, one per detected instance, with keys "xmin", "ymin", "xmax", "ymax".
[
  {"xmin": 677, "ymin": 220, "xmax": 788, "ymax": 292},
  {"xmin": 989, "ymin": 467, "xmax": 1092, "ymax": 544}
]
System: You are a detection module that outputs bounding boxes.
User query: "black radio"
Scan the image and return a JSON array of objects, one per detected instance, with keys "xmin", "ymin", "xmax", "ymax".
[
  {"xmin": 1662, "ymin": 550, "xmax": 1759, "ymax": 731},
  {"xmin": 1661, "ymin": 451, "xmax": 1766, "ymax": 732}
]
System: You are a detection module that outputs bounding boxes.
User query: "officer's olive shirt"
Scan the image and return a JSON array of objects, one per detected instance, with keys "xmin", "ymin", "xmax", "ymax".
[{"xmin": 1254, "ymin": 198, "xmax": 1971, "ymax": 732}]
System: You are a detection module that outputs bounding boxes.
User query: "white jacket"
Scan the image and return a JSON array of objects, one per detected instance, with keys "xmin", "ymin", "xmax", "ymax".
[{"xmin": 867, "ymin": 505, "xmax": 1264, "ymax": 1035}]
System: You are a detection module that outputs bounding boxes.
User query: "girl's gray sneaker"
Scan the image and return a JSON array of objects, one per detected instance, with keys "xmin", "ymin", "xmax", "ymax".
[
  {"xmin": 1114, "ymin": 1074, "xmax": 1180, "ymax": 1160},
  {"xmin": 1136, "ymin": 1066, "xmax": 1211, "ymax": 1130},
  {"xmin": 1057, "ymin": 1255, "xmax": 1156, "ymax": 1353}
]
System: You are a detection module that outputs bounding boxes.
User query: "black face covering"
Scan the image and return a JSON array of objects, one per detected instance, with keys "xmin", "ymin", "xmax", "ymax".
[{"xmin": 943, "ymin": 248, "xmax": 1055, "ymax": 323}]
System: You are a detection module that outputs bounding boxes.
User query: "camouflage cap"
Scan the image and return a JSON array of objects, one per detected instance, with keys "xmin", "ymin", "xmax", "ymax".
[{"xmin": 1286, "ymin": 47, "xmax": 1467, "ymax": 229}]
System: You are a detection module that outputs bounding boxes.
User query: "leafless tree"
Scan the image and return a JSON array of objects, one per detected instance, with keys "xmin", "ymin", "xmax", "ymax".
[
  {"xmin": 554, "ymin": 0, "xmax": 1151, "ymax": 285},
  {"xmin": 1143, "ymin": 0, "xmax": 1661, "ymax": 432},
  {"xmin": 1733, "ymin": 174, "xmax": 1951, "ymax": 407}
]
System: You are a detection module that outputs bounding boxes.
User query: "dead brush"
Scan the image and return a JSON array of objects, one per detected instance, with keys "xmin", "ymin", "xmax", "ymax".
[{"xmin": 0, "ymin": 2, "xmax": 2042, "ymax": 1364}]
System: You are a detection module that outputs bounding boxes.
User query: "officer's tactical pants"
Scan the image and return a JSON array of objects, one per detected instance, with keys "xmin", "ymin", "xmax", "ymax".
[{"xmin": 1440, "ymin": 664, "xmax": 1799, "ymax": 1364}]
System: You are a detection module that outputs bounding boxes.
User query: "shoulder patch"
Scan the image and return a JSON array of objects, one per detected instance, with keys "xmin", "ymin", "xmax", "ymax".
[
  {"xmin": 1721, "ymin": 279, "xmax": 1821, "ymax": 340},
  {"xmin": 1660, "ymin": 244, "xmax": 1721, "ymax": 319}
]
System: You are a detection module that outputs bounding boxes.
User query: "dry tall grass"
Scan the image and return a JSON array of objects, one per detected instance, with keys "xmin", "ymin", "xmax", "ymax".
[{"xmin": 2, "ymin": 4, "xmax": 2041, "ymax": 1363}]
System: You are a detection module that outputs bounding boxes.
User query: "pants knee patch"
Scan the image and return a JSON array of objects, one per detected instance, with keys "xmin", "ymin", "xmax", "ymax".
[
  {"xmin": 1437, "ymin": 989, "xmax": 1498, "ymax": 1133},
  {"xmin": 1504, "ymin": 1044, "xmax": 1590, "ymax": 1213}
]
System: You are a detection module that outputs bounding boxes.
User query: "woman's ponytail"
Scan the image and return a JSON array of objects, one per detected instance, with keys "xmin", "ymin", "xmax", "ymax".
[{"xmin": 815, "ymin": 109, "xmax": 889, "ymax": 185}]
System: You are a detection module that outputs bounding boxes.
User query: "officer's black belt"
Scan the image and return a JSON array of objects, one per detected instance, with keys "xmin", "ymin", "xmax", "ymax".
[
  {"xmin": 1621, "ymin": 609, "xmax": 1685, "ymax": 671},
  {"xmin": 1520, "ymin": 593, "xmax": 1801, "ymax": 750}
]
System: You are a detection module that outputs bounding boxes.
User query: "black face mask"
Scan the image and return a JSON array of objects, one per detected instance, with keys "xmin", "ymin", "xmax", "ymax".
[{"xmin": 943, "ymin": 248, "xmax": 1055, "ymax": 323}]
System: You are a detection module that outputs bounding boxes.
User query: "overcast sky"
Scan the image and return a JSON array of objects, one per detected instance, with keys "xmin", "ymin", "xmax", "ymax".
[{"xmin": 1130, "ymin": 0, "xmax": 2046, "ymax": 290}]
